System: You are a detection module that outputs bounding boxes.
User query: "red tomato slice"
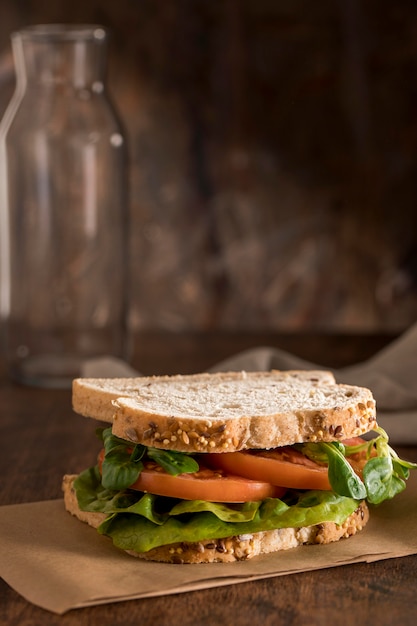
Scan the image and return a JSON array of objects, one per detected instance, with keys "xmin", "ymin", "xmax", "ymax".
[
  {"xmin": 130, "ymin": 463, "xmax": 285, "ymax": 502},
  {"xmin": 342, "ymin": 437, "xmax": 368, "ymax": 448},
  {"xmin": 342, "ymin": 436, "xmax": 373, "ymax": 479},
  {"xmin": 208, "ymin": 447, "xmax": 332, "ymax": 491},
  {"xmin": 209, "ymin": 438, "xmax": 372, "ymax": 492},
  {"xmin": 97, "ymin": 449, "xmax": 285, "ymax": 502}
]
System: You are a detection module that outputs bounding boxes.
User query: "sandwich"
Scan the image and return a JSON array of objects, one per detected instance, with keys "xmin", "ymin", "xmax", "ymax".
[{"xmin": 63, "ymin": 370, "xmax": 417, "ymax": 563}]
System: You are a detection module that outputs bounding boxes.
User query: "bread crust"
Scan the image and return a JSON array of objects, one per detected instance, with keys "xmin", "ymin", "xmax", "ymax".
[
  {"xmin": 62, "ymin": 473, "xmax": 369, "ymax": 563},
  {"xmin": 72, "ymin": 371, "xmax": 377, "ymax": 453}
]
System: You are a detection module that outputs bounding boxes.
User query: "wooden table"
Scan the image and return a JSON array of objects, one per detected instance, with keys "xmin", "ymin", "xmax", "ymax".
[{"xmin": 1, "ymin": 331, "xmax": 417, "ymax": 625}]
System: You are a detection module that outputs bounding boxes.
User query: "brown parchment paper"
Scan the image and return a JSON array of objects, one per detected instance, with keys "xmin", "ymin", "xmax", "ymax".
[{"xmin": 1, "ymin": 472, "xmax": 417, "ymax": 615}]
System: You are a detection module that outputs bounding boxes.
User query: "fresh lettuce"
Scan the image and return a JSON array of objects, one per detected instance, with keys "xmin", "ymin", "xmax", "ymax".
[
  {"xmin": 74, "ymin": 466, "xmax": 360, "ymax": 554},
  {"xmin": 74, "ymin": 427, "xmax": 417, "ymax": 554},
  {"xmin": 300, "ymin": 427, "xmax": 417, "ymax": 504},
  {"xmin": 98, "ymin": 428, "xmax": 199, "ymax": 491}
]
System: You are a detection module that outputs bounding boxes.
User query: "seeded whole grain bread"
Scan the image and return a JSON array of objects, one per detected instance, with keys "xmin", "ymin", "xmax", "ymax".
[
  {"xmin": 62, "ymin": 474, "xmax": 369, "ymax": 563},
  {"xmin": 72, "ymin": 370, "xmax": 377, "ymax": 453}
]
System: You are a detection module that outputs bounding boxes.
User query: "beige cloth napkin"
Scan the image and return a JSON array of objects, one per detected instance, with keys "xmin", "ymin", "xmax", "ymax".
[{"xmin": 82, "ymin": 323, "xmax": 417, "ymax": 444}]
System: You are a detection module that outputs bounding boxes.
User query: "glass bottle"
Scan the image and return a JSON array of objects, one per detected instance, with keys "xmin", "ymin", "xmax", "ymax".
[{"xmin": 0, "ymin": 24, "xmax": 129, "ymax": 388}]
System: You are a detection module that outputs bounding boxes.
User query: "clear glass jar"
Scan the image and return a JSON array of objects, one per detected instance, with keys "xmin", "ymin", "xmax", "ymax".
[{"xmin": 0, "ymin": 24, "xmax": 129, "ymax": 388}]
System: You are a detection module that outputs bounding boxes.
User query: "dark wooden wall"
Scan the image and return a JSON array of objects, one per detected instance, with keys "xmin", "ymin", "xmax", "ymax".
[{"xmin": 1, "ymin": 0, "xmax": 417, "ymax": 332}]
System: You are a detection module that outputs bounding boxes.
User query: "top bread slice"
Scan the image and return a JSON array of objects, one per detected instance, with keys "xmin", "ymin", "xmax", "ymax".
[
  {"xmin": 72, "ymin": 370, "xmax": 377, "ymax": 452},
  {"xmin": 72, "ymin": 370, "xmax": 336, "ymax": 422}
]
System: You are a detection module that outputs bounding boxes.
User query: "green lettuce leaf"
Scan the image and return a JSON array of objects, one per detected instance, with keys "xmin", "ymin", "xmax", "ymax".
[
  {"xmin": 74, "ymin": 466, "xmax": 360, "ymax": 554},
  {"xmin": 97, "ymin": 427, "xmax": 199, "ymax": 491},
  {"xmin": 75, "ymin": 467, "xmax": 266, "ymax": 523},
  {"xmin": 301, "ymin": 428, "xmax": 417, "ymax": 504},
  {"xmin": 168, "ymin": 499, "xmax": 262, "ymax": 522},
  {"xmin": 97, "ymin": 491, "xmax": 359, "ymax": 553},
  {"xmin": 74, "ymin": 466, "xmax": 168, "ymax": 524}
]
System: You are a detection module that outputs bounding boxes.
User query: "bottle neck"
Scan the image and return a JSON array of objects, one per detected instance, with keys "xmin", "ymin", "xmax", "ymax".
[{"xmin": 11, "ymin": 25, "xmax": 108, "ymax": 90}]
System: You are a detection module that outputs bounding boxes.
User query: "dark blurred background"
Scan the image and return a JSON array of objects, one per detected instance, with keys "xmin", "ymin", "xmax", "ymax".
[{"xmin": 1, "ymin": 0, "xmax": 417, "ymax": 334}]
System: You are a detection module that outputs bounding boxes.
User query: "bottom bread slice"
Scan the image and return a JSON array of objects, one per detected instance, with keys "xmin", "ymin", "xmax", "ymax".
[{"xmin": 62, "ymin": 474, "xmax": 369, "ymax": 564}]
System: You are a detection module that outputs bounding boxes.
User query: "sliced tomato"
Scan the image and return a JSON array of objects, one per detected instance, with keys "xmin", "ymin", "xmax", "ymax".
[
  {"xmin": 342, "ymin": 436, "xmax": 368, "ymax": 448},
  {"xmin": 97, "ymin": 449, "xmax": 285, "ymax": 502},
  {"xmin": 342, "ymin": 436, "xmax": 374, "ymax": 479},
  {"xmin": 130, "ymin": 463, "xmax": 286, "ymax": 502},
  {"xmin": 207, "ymin": 447, "xmax": 332, "ymax": 491},
  {"xmin": 208, "ymin": 438, "xmax": 374, "ymax": 491}
]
